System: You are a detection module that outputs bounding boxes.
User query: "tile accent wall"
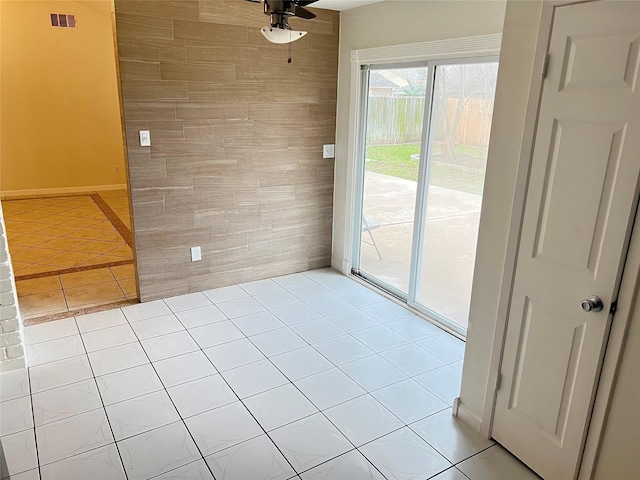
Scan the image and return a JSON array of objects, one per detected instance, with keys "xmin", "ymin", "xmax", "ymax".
[
  {"xmin": 113, "ymin": 0, "xmax": 339, "ymax": 302},
  {"xmin": 0, "ymin": 203, "xmax": 26, "ymax": 372}
]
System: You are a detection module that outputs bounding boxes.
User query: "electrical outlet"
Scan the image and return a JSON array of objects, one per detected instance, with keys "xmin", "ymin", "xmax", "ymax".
[
  {"xmin": 139, "ymin": 130, "xmax": 151, "ymax": 147},
  {"xmin": 323, "ymin": 144, "xmax": 335, "ymax": 159},
  {"xmin": 115, "ymin": 166, "xmax": 119, "ymax": 172},
  {"xmin": 191, "ymin": 246, "xmax": 202, "ymax": 262}
]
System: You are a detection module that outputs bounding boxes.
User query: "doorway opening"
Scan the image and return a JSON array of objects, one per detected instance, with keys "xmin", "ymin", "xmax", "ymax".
[
  {"xmin": 353, "ymin": 59, "xmax": 499, "ymax": 336},
  {"xmin": 0, "ymin": 0, "xmax": 138, "ymax": 322}
]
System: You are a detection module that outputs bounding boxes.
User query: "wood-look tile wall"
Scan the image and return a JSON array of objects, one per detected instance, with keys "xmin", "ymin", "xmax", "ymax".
[{"xmin": 113, "ymin": 0, "xmax": 338, "ymax": 301}]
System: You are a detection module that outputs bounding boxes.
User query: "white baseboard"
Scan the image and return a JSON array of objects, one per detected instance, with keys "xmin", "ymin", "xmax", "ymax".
[
  {"xmin": 1, "ymin": 184, "xmax": 127, "ymax": 199},
  {"xmin": 457, "ymin": 403, "xmax": 485, "ymax": 434},
  {"xmin": 331, "ymin": 258, "xmax": 345, "ymax": 274},
  {"xmin": 331, "ymin": 257, "xmax": 352, "ymax": 275}
]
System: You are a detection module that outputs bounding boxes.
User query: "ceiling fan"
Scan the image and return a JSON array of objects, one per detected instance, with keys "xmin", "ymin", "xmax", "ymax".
[{"xmin": 245, "ymin": 0, "xmax": 319, "ymax": 45}]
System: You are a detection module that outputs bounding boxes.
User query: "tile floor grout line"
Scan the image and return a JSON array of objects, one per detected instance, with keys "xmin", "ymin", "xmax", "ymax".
[
  {"xmin": 242, "ymin": 289, "xmax": 412, "ymax": 479},
  {"xmin": 238, "ymin": 284, "xmax": 460, "ymax": 477},
  {"xmin": 144, "ymin": 296, "xmax": 323, "ymax": 476},
  {"xmin": 121, "ymin": 302, "xmax": 221, "ymax": 479},
  {"xmin": 162, "ymin": 289, "xmax": 455, "ymax": 410},
  {"xmin": 155, "ymin": 297, "xmax": 303, "ymax": 478},
  {"xmin": 25, "ymin": 362, "xmax": 42, "ymax": 480},
  {"xmin": 17, "ymin": 271, "xmax": 476, "ymax": 479},
  {"xmin": 31, "ymin": 402, "xmax": 106, "ymax": 432},
  {"xmin": 58, "ymin": 275, "xmax": 72, "ymax": 315},
  {"xmin": 29, "ymin": 379, "xmax": 122, "ymax": 469},
  {"xmin": 112, "ymin": 272, "xmax": 130, "ymax": 301},
  {"xmin": 14, "ymin": 234, "xmax": 121, "ymax": 269},
  {"xmin": 23, "ymin": 358, "xmax": 92, "ymax": 396},
  {"xmin": 452, "ymin": 443, "xmax": 497, "ymax": 468},
  {"xmin": 71, "ymin": 315, "xmax": 130, "ymax": 480},
  {"xmin": 18, "ymin": 267, "xmax": 134, "ymax": 321},
  {"xmin": 62, "ymin": 278, "xmax": 129, "ymax": 312},
  {"xmin": 17, "ymin": 304, "xmax": 500, "ymax": 475},
  {"xmin": 214, "ymin": 287, "xmax": 398, "ymax": 477},
  {"xmin": 145, "ymin": 457, "xmax": 208, "ymax": 480},
  {"xmin": 25, "ymin": 301, "xmax": 457, "ymax": 397}
]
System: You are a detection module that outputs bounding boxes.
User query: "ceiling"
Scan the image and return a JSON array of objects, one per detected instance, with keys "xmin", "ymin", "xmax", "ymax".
[{"xmin": 312, "ymin": 0, "xmax": 384, "ymax": 11}]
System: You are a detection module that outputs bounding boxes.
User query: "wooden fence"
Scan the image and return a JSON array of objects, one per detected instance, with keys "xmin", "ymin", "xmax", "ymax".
[{"xmin": 366, "ymin": 96, "xmax": 494, "ymax": 147}]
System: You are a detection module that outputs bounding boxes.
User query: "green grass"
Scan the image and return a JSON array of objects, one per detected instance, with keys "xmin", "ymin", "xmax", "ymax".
[
  {"xmin": 447, "ymin": 144, "xmax": 488, "ymax": 159},
  {"xmin": 365, "ymin": 143, "xmax": 486, "ymax": 195},
  {"xmin": 366, "ymin": 144, "xmax": 421, "ymax": 180}
]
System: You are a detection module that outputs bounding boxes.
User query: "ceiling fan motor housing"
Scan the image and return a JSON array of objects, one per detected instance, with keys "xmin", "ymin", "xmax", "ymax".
[{"xmin": 249, "ymin": 0, "xmax": 318, "ymax": 47}]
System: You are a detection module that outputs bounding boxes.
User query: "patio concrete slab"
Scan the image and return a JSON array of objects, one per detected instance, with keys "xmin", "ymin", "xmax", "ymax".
[
  {"xmin": 362, "ymin": 171, "xmax": 482, "ymax": 224},
  {"xmin": 360, "ymin": 172, "xmax": 483, "ymax": 329}
]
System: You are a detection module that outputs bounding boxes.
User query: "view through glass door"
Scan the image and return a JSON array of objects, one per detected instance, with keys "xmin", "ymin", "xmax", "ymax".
[
  {"xmin": 355, "ymin": 60, "xmax": 499, "ymax": 335},
  {"xmin": 358, "ymin": 65, "xmax": 429, "ymax": 296}
]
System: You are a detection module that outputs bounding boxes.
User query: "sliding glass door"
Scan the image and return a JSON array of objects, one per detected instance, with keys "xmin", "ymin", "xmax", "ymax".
[
  {"xmin": 353, "ymin": 59, "xmax": 499, "ymax": 335},
  {"xmin": 356, "ymin": 64, "xmax": 429, "ymax": 296}
]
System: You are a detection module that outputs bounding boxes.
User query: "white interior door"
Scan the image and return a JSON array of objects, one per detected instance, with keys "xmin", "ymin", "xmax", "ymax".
[{"xmin": 492, "ymin": 2, "xmax": 640, "ymax": 479}]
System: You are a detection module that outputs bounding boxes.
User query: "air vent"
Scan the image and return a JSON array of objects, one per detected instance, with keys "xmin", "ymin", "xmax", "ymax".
[{"xmin": 50, "ymin": 13, "xmax": 76, "ymax": 28}]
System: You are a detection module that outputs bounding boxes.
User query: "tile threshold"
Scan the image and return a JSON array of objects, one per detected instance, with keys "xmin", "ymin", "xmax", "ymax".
[
  {"xmin": 23, "ymin": 299, "xmax": 139, "ymax": 326},
  {"xmin": 15, "ymin": 259, "xmax": 134, "ymax": 282}
]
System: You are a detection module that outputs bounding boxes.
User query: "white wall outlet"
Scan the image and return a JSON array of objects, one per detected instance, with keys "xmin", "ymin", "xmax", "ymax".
[
  {"xmin": 139, "ymin": 130, "xmax": 151, "ymax": 147},
  {"xmin": 190, "ymin": 246, "xmax": 202, "ymax": 262},
  {"xmin": 323, "ymin": 144, "xmax": 335, "ymax": 159}
]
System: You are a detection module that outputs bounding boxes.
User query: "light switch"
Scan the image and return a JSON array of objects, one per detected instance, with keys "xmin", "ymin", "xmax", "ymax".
[
  {"xmin": 191, "ymin": 246, "xmax": 202, "ymax": 262},
  {"xmin": 323, "ymin": 144, "xmax": 335, "ymax": 159},
  {"xmin": 139, "ymin": 130, "xmax": 151, "ymax": 147}
]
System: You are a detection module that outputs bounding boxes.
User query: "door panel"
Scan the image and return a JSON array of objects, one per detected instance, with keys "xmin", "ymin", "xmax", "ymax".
[
  {"xmin": 415, "ymin": 62, "xmax": 498, "ymax": 330},
  {"xmin": 531, "ymin": 120, "xmax": 626, "ymax": 273},
  {"xmin": 493, "ymin": 2, "xmax": 640, "ymax": 479}
]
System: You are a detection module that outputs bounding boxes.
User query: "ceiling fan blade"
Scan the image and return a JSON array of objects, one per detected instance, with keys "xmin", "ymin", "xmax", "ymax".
[
  {"xmin": 294, "ymin": 0, "xmax": 319, "ymax": 6},
  {"xmin": 294, "ymin": 6, "xmax": 316, "ymax": 19}
]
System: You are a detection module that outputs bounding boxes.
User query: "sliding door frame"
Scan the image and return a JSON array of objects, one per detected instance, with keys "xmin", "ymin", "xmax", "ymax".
[
  {"xmin": 408, "ymin": 55, "xmax": 500, "ymax": 336},
  {"xmin": 350, "ymin": 46, "xmax": 501, "ymax": 337},
  {"xmin": 352, "ymin": 60, "xmax": 431, "ymax": 302}
]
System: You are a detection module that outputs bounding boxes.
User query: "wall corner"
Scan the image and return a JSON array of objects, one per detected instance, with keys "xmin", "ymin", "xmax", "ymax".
[{"xmin": 0, "ymin": 203, "xmax": 27, "ymax": 372}]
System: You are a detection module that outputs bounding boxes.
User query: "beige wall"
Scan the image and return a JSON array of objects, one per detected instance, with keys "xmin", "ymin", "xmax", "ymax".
[
  {"xmin": 332, "ymin": 0, "xmax": 506, "ymax": 272},
  {"xmin": 0, "ymin": 0, "xmax": 126, "ymax": 195},
  {"xmin": 459, "ymin": 0, "xmax": 543, "ymax": 426},
  {"xmin": 0, "ymin": 0, "xmax": 26, "ymax": 371},
  {"xmin": 113, "ymin": 0, "xmax": 338, "ymax": 301}
]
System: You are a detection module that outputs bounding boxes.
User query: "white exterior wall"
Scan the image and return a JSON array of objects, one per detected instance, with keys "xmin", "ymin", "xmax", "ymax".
[{"xmin": 0, "ymin": 202, "xmax": 26, "ymax": 372}]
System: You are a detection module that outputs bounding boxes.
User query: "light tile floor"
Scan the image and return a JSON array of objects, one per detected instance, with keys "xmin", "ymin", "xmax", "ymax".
[
  {"xmin": 2, "ymin": 191, "xmax": 136, "ymax": 319},
  {"xmin": 0, "ymin": 269, "xmax": 540, "ymax": 480}
]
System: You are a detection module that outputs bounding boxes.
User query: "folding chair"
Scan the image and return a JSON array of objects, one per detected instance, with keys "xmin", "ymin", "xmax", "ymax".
[{"xmin": 362, "ymin": 216, "xmax": 382, "ymax": 260}]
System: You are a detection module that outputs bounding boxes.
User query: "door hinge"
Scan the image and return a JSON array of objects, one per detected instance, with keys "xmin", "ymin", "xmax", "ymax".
[
  {"xmin": 542, "ymin": 54, "xmax": 550, "ymax": 79},
  {"xmin": 495, "ymin": 373, "xmax": 502, "ymax": 392}
]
